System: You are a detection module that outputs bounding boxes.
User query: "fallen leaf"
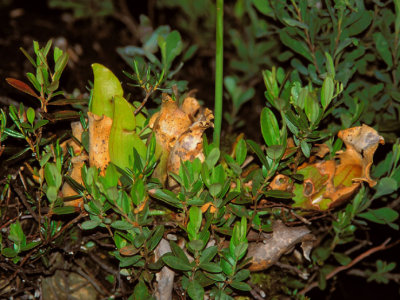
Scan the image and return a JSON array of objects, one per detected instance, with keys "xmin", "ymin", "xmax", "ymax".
[
  {"xmin": 247, "ymin": 220, "xmax": 312, "ymax": 271},
  {"xmin": 290, "ymin": 124, "xmax": 384, "ymax": 210}
]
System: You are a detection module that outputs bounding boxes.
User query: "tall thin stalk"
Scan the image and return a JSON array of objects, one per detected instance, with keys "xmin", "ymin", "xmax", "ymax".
[{"xmin": 213, "ymin": 0, "xmax": 224, "ymax": 148}]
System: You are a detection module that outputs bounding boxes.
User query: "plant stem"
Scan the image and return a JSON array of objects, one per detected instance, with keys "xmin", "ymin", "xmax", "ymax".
[{"xmin": 213, "ymin": 0, "xmax": 224, "ymax": 148}]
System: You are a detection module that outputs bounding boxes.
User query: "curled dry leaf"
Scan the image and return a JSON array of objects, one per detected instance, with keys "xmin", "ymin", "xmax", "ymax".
[
  {"xmin": 247, "ymin": 220, "xmax": 312, "ymax": 271},
  {"xmin": 337, "ymin": 124, "xmax": 384, "ymax": 187},
  {"xmin": 285, "ymin": 124, "xmax": 384, "ymax": 210}
]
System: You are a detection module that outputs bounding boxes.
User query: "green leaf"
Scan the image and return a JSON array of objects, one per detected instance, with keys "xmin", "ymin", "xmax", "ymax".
[
  {"xmin": 9, "ymin": 221, "xmax": 25, "ymax": 245},
  {"xmin": 229, "ymin": 280, "xmax": 251, "ymax": 291},
  {"xmin": 33, "ymin": 119, "xmax": 49, "ymax": 131},
  {"xmin": 54, "ymin": 52, "xmax": 69, "ymax": 81},
  {"xmin": 199, "ymin": 262, "xmax": 223, "ymax": 273},
  {"xmin": 333, "ymin": 252, "xmax": 351, "ymax": 266},
  {"xmin": 266, "ymin": 145, "xmax": 284, "ymax": 160},
  {"xmin": 159, "ymin": 30, "xmax": 182, "ymax": 71},
  {"xmin": 187, "ymin": 280, "xmax": 205, "ymax": 300},
  {"xmin": 81, "ymin": 219, "xmax": 101, "ymax": 230},
  {"xmin": 200, "ymin": 246, "xmax": 218, "ymax": 264},
  {"xmin": 163, "ymin": 255, "xmax": 193, "ymax": 271},
  {"xmin": 20, "ymin": 240, "xmax": 41, "ymax": 251},
  {"xmin": 52, "ymin": 206, "xmax": 76, "ymax": 215},
  {"xmin": 147, "ymin": 225, "xmax": 165, "ymax": 251},
  {"xmin": 111, "ymin": 220, "xmax": 134, "ymax": 230},
  {"xmin": 151, "ymin": 189, "xmax": 183, "ymax": 209},
  {"xmin": 358, "ymin": 207, "xmax": 399, "ymax": 225},
  {"xmin": 4, "ymin": 128, "xmax": 25, "ymax": 139},
  {"xmin": 209, "ymin": 183, "xmax": 222, "ymax": 197},
  {"xmin": 325, "ymin": 52, "xmax": 335, "ymax": 78},
  {"xmin": 204, "ymin": 271, "xmax": 226, "ymax": 282},
  {"xmin": 252, "ymin": 0, "xmax": 273, "ymax": 15},
  {"xmin": 234, "ymin": 269, "xmax": 250, "ymax": 282},
  {"xmin": 188, "ymin": 240, "xmax": 204, "ymax": 251},
  {"xmin": 187, "ymin": 206, "xmax": 202, "ymax": 239},
  {"xmin": 247, "ymin": 139, "xmax": 269, "ymax": 169},
  {"xmin": 170, "ymin": 240, "xmax": 190, "ymax": 264},
  {"xmin": 373, "ymin": 177, "xmax": 398, "ymax": 199},
  {"xmin": 133, "ymin": 281, "xmax": 152, "ymax": 300},
  {"xmin": 282, "ymin": 17, "xmax": 308, "ymax": 30},
  {"xmin": 26, "ymin": 107, "xmax": 35, "ymax": 125},
  {"xmin": 46, "ymin": 186, "xmax": 58, "ymax": 203},
  {"xmin": 280, "ymin": 29, "xmax": 313, "ymax": 63},
  {"xmin": 264, "ymin": 190, "xmax": 293, "ymax": 199},
  {"xmin": 44, "ymin": 163, "xmax": 62, "ymax": 188},
  {"xmin": 373, "ymin": 32, "xmax": 393, "ymax": 68},
  {"xmin": 305, "ymin": 94, "xmax": 321, "ymax": 124},
  {"xmin": 321, "ymin": 76, "xmax": 334, "ymax": 110},
  {"xmin": 235, "ymin": 138, "xmax": 247, "ymax": 165},
  {"xmin": 300, "ymin": 140, "xmax": 311, "ymax": 158},
  {"xmin": 120, "ymin": 255, "xmax": 142, "ymax": 267},
  {"xmin": 2, "ymin": 247, "xmax": 18, "ymax": 258},
  {"xmin": 206, "ymin": 147, "xmax": 220, "ymax": 169},
  {"xmin": 90, "ymin": 63, "xmax": 123, "ymax": 118},
  {"xmin": 261, "ymin": 107, "xmax": 280, "ymax": 147}
]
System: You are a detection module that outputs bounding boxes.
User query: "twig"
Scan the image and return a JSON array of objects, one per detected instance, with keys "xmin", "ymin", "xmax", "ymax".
[
  {"xmin": 344, "ymin": 240, "xmax": 371, "ymax": 256},
  {"xmin": 347, "ymin": 269, "xmax": 400, "ymax": 283},
  {"xmin": 47, "ymin": 212, "xmax": 87, "ymax": 244},
  {"xmin": 112, "ymin": 0, "xmax": 140, "ymax": 42},
  {"xmin": 275, "ymin": 262, "xmax": 309, "ymax": 280},
  {"xmin": 300, "ymin": 238, "xmax": 393, "ymax": 294},
  {"xmin": 134, "ymin": 88, "xmax": 154, "ymax": 115},
  {"xmin": 11, "ymin": 182, "xmax": 40, "ymax": 223},
  {"xmin": 88, "ymin": 252, "xmax": 118, "ymax": 275},
  {"xmin": 74, "ymin": 265, "xmax": 109, "ymax": 296}
]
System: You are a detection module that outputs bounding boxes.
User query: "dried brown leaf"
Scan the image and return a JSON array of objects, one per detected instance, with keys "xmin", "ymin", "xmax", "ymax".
[{"xmin": 247, "ymin": 220, "xmax": 311, "ymax": 271}]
